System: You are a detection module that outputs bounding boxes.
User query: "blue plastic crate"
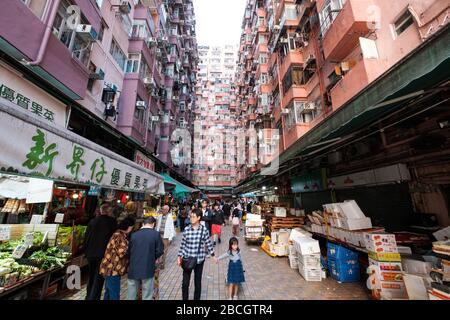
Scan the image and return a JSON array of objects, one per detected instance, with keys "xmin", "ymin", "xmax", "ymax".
[
  {"xmin": 328, "ymin": 258, "xmax": 361, "ymax": 283},
  {"xmin": 327, "ymin": 242, "xmax": 359, "ymax": 261}
]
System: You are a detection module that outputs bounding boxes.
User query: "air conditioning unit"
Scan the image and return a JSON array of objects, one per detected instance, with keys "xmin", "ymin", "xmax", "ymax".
[
  {"xmin": 136, "ymin": 101, "xmax": 147, "ymax": 109},
  {"xmin": 158, "ymin": 110, "xmax": 165, "ymax": 116},
  {"xmin": 161, "ymin": 36, "xmax": 169, "ymax": 43},
  {"xmin": 170, "ymin": 116, "xmax": 175, "ymax": 121},
  {"xmin": 119, "ymin": 1, "xmax": 132, "ymax": 14},
  {"xmin": 294, "ymin": 100, "xmax": 306, "ymax": 110},
  {"xmin": 151, "ymin": 116, "xmax": 160, "ymax": 121},
  {"xmin": 76, "ymin": 24, "xmax": 98, "ymax": 41},
  {"xmin": 143, "ymin": 77, "xmax": 155, "ymax": 87},
  {"xmin": 281, "ymin": 108, "xmax": 290, "ymax": 115},
  {"xmin": 273, "ymin": 25, "xmax": 280, "ymax": 30},
  {"xmin": 89, "ymin": 67, "xmax": 105, "ymax": 80}
]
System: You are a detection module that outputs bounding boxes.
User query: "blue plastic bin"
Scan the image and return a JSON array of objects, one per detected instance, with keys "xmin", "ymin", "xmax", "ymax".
[
  {"xmin": 327, "ymin": 242, "xmax": 359, "ymax": 261},
  {"xmin": 328, "ymin": 258, "xmax": 361, "ymax": 283}
]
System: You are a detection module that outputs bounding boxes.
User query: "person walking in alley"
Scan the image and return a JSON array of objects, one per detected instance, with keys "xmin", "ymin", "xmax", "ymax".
[
  {"xmin": 232, "ymin": 209, "xmax": 241, "ymax": 237},
  {"xmin": 152, "ymin": 205, "xmax": 176, "ymax": 299},
  {"xmin": 200, "ymin": 199, "xmax": 213, "ymax": 236},
  {"xmin": 99, "ymin": 216, "xmax": 135, "ymax": 300},
  {"xmin": 127, "ymin": 217, "xmax": 164, "ymax": 300},
  {"xmin": 177, "ymin": 208, "xmax": 216, "ymax": 300},
  {"xmin": 84, "ymin": 203, "xmax": 117, "ymax": 300},
  {"xmin": 214, "ymin": 237, "xmax": 245, "ymax": 300},
  {"xmin": 222, "ymin": 201, "xmax": 231, "ymax": 226},
  {"xmin": 211, "ymin": 203, "xmax": 225, "ymax": 246}
]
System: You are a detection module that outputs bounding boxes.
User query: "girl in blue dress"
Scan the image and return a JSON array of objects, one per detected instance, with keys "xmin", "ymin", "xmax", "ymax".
[{"xmin": 216, "ymin": 237, "xmax": 245, "ymax": 300}]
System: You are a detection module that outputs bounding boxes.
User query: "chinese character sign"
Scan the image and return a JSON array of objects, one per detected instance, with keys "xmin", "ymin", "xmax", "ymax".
[{"xmin": 0, "ymin": 109, "xmax": 163, "ymax": 193}]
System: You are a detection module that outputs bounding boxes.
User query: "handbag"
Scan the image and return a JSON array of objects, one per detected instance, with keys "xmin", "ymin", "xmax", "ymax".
[{"xmin": 182, "ymin": 227, "xmax": 204, "ymax": 272}]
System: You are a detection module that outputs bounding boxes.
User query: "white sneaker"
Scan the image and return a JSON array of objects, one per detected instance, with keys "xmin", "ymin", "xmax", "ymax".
[
  {"xmin": 233, "ymin": 295, "xmax": 238, "ymax": 300},
  {"xmin": 228, "ymin": 297, "xmax": 233, "ymax": 300}
]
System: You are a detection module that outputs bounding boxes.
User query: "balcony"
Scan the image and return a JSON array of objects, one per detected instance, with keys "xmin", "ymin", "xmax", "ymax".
[
  {"xmin": 280, "ymin": 50, "xmax": 304, "ymax": 80},
  {"xmin": 282, "ymin": 86, "xmax": 308, "ymax": 107},
  {"xmin": 330, "ymin": 58, "xmax": 379, "ymax": 110},
  {"xmin": 321, "ymin": 0, "xmax": 372, "ymax": 61},
  {"xmin": 0, "ymin": 1, "xmax": 101, "ymax": 99}
]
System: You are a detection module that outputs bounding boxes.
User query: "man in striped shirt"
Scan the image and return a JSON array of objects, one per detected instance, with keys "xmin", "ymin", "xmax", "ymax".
[{"xmin": 178, "ymin": 208, "xmax": 216, "ymax": 300}]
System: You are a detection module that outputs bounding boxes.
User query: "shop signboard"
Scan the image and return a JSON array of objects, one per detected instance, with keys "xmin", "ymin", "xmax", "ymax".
[
  {"xmin": 135, "ymin": 150, "xmax": 155, "ymax": 172},
  {"xmin": 291, "ymin": 169, "xmax": 326, "ymax": 193},
  {"xmin": 0, "ymin": 63, "xmax": 67, "ymax": 126},
  {"xmin": 0, "ymin": 105, "xmax": 164, "ymax": 194}
]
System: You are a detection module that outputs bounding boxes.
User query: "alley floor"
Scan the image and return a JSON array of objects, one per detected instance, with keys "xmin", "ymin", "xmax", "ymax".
[{"xmin": 59, "ymin": 224, "xmax": 370, "ymax": 300}]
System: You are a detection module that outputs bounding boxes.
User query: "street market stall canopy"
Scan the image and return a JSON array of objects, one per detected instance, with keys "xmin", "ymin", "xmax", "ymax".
[
  {"xmin": 161, "ymin": 173, "xmax": 199, "ymax": 198},
  {"xmin": 0, "ymin": 99, "xmax": 165, "ymax": 194}
]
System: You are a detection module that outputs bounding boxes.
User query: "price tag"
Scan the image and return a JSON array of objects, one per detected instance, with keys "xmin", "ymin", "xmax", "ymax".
[
  {"xmin": 0, "ymin": 226, "xmax": 11, "ymax": 241},
  {"xmin": 12, "ymin": 244, "xmax": 28, "ymax": 259},
  {"xmin": 30, "ymin": 214, "xmax": 43, "ymax": 224},
  {"xmin": 24, "ymin": 232, "xmax": 34, "ymax": 247},
  {"xmin": 55, "ymin": 213, "xmax": 65, "ymax": 224}
]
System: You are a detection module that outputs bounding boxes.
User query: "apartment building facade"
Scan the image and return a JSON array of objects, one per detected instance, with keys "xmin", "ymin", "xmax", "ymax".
[
  {"xmin": 192, "ymin": 44, "xmax": 239, "ymax": 197},
  {"xmin": 236, "ymin": 0, "xmax": 449, "ymax": 181},
  {"xmin": 235, "ymin": 0, "xmax": 450, "ymax": 226},
  {"xmin": 0, "ymin": 0, "xmax": 198, "ymax": 184}
]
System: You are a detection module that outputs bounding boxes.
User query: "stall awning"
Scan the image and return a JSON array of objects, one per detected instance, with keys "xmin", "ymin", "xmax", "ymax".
[
  {"xmin": 0, "ymin": 99, "xmax": 164, "ymax": 194},
  {"xmin": 161, "ymin": 173, "xmax": 199, "ymax": 197}
]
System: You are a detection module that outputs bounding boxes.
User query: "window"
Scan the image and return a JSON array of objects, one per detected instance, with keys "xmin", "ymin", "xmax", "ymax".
[
  {"xmin": 110, "ymin": 38, "xmax": 127, "ymax": 71},
  {"xmin": 87, "ymin": 62, "xmax": 96, "ymax": 92},
  {"xmin": 260, "ymin": 53, "xmax": 268, "ymax": 64},
  {"xmin": 52, "ymin": 0, "xmax": 93, "ymax": 66},
  {"xmin": 98, "ymin": 21, "xmax": 106, "ymax": 42},
  {"xmin": 21, "ymin": 0, "xmax": 49, "ymax": 20},
  {"xmin": 260, "ymin": 73, "xmax": 268, "ymax": 84},
  {"xmin": 258, "ymin": 34, "xmax": 267, "ymax": 44},
  {"xmin": 131, "ymin": 21, "xmax": 150, "ymax": 39},
  {"xmin": 170, "ymin": 25, "xmax": 178, "ymax": 36},
  {"xmin": 139, "ymin": 58, "xmax": 151, "ymax": 80},
  {"xmin": 319, "ymin": 0, "xmax": 347, "ymax": 36},
  {"xmin": 134, "ymin": 99, "xmax": 145, "ymax": 123},
  {"xmin": 282, "ymin": 66, "xmax": 304, "ymax": 92},
  {"xmin": 394, "ymin": 10, "xmax": 414, "ymax": 36},
  {"xmin": 126, "ymin": 53, "xmax": 140, "ymax": 73},
  {"xmin": 283, "ymin": 3, "xmax": 298, "ymax": 20}
]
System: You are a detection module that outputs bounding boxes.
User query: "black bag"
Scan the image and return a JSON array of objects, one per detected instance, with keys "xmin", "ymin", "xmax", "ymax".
[{"xmin": 182, "ymin": 227, "xmax": 204, "ymax": 272}]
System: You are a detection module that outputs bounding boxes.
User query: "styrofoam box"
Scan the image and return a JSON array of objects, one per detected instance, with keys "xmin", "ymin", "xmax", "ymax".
[
  {"xmin": 271, "ymin": 232, "xmax": 278, "ymax": 244},
  {"xmin": 339, "ymin": 200, "xmax": 366, "ymax": 219},
  {"xmin": 288, "ymin": 245, "xmax": 297, "ymax": 256},
  {"xmin": 401, "ymin": 257, "xmax": 432, "ymax": 275},
  {"xmin": 277, "ymin": 230, "xmax": 290, "ymax": 244},
  {"xmin": 294, "ymin": 238, "xmax": 320, "ymax": 255},
  {"xmin": 289, "ymin": 228, "xmax": 312, "ymax": 241},
  {"xmin": 298, "ymin": 254, "xmax": 321, "ymax": 269},
  {"xmin": 298, "ymin": 261, "xmax": 322, "ymax": 282},
  {"xmin": 274, "ymin": 244, "xmax": 288, "ymax": 256},
  {"xmin": 343, "ymin": 217, "xmax": 373, "ymax": 231},
  {"xmin": 289, "ymin": 255, "xmax": 299, "ymax": 269},
  {"xmin": 274, "ymin": 207, "xmax": 287, "ymax": 217}
]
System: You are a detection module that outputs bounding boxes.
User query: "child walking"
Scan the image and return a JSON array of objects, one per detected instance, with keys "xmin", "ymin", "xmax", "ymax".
[{"xmin": 215, "ymin": 237, "xmax": 245, "ymax": 300}]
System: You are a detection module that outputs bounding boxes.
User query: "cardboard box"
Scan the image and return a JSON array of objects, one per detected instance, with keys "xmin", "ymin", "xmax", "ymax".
[
  {"xmin": 369, "ymin": 251, "xmax": 401, "ymax": 262},
  {"xmin": 380, "ymin": 281, "xmax": 407, "ymax": 300},
  {"xmin": 403, "ymin": 274, "xmax": 429, "ymax": 300},
  {"xmin": 274, "ymin": 207, "xmax": 287, "ymax": 217},
  {"xmin": 339, "ymin": 200, "xmax": 366, "ymax": 219},
  {"xmin": 377, "ymin": 271, "xmax": 404, "ymax": 282},
  {"xmin": 277, "ymin": 230, "xmax": 290, "ymax": 244},
  {"xmin": 294, "ymin": 238, "xmax": 320, "ymax": 255},
  {"xmin": 369, "ymin": 258, "xmax": 403, "ymax": 272},
  {"xmin": 289, "ymin": 228, "xmax": 311, "ymax": 241},
  {"xmin": 401, "ymin": 257, "xmax": 432, "ymax": 275},
  {"xmin": 365, "ymin": 233, "xmax": 398, "ymax": 253},
  {"xmin": 342, "ymin": 217, "xmax": 373, "ymax": 231}
]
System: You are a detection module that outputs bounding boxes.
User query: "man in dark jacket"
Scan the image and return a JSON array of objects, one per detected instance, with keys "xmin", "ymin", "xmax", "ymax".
[
  {"xmin": 200, "ymin": 199, "xmax": 213, "ymax": 236},
  {"xmin": 127, "ymin": 217, "xmax": 164, "ymax": 300},
  {"xmin": 222, "ymin": 201, "xmax": 231, "ymax": 225},
  {"xmin": 84, "ymin": 203, "xmax": 117, "ymax": 300}
]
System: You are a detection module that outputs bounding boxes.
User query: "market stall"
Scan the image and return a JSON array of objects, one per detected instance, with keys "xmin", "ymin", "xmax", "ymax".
[{"xmin": 0, "ymin": 98, "xmax": 165, "ymax": 299}]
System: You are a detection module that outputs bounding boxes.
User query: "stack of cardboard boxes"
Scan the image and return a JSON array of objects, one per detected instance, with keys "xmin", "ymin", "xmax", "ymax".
[
  {"xmin": 267, "ymin": 229, "xmax": 290, "ymax": 256},
  {"xmin": 323, "ymin": 200, "xmax": 373, "ymax": 230},
  {"xmin": 365, "ymin": 233, "xmax": 407, "ymax": 299}
]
